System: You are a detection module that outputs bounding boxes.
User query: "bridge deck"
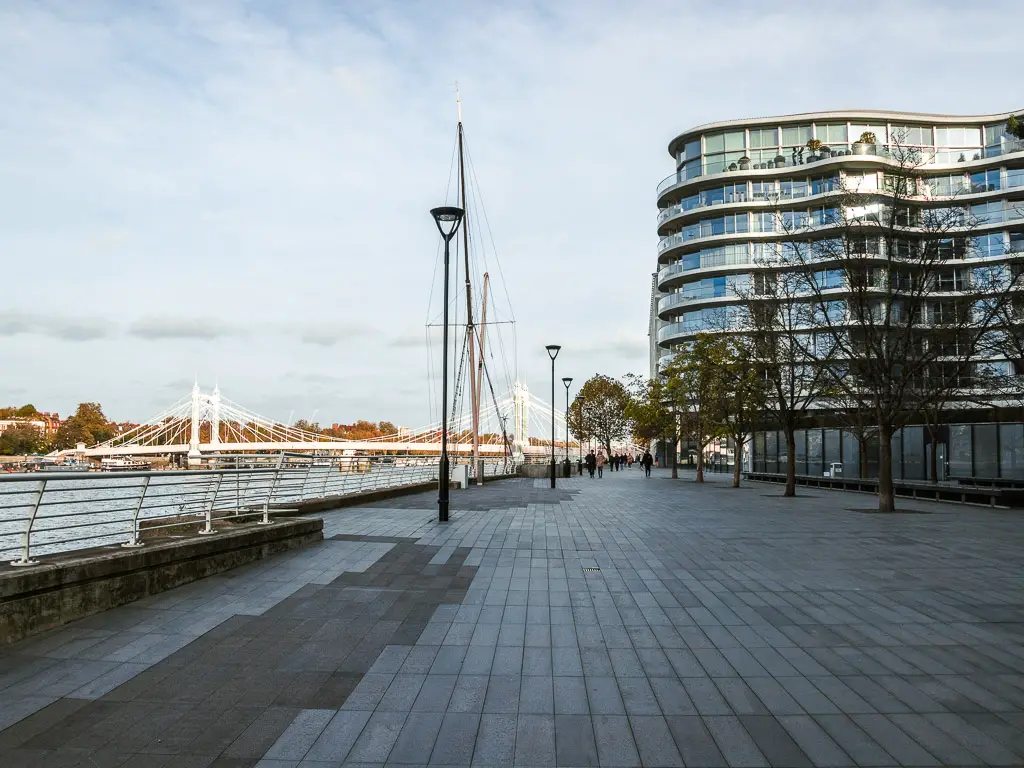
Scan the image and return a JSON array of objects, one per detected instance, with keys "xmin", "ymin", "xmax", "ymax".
[{"xmin": 1, "ymin": 470, "xmax": 1023, "ymax": 766}]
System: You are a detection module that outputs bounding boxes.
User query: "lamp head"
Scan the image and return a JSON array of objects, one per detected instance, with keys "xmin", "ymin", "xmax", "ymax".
[
  {"xmin": 545, "ymin": 344, "xmax": 561, "ymax": 361},
  {"xmin": 430, "ymin": 206, "xmax": 465, "ymax": 239},
  {"xmin": 562, "ymin": 376, "xmax": 573, "ymax": 389}
]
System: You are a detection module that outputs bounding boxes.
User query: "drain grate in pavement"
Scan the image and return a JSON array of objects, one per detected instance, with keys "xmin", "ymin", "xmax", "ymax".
[{"xmin": 582, "ymin": 567, "xmax": 600, "ymax": 573}]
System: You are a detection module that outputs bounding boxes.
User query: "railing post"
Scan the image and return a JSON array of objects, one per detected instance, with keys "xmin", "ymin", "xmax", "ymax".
[
  {"xmin": 122, "ymin": 475, "xmax": 151, "ymax": 548},
  {"xmin": 198, "ymin": 473, "xmax": 223, "ymax": 535},
  {"xmin": 259, "ymin": 453, "xmax": 286, "ymax": 525},
  {"xmin": 10, "ymin": 479, "xmax": 46, "ymax": 566}
]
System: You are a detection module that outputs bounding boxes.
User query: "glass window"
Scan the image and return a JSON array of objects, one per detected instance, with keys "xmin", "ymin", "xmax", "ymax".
[
  {"xmin": 975, "ymin": 424, "xmax": 998, "ymax": 478},
  {"xmin": 724, "ymin": 131, "xmax": 745, "ymax": 151},
  {"xmin": 902, "ymin": 426, "xmax": 925, "ymax": 480},
  {"xmin": 752, "ymin": 181, "xmax": 775, "ymax": 200},
  {"xmin": 807, "ymin": 430, "xmax": 823, "ymax": 476},
  {"xmin": 683, "ymin": 157, "xmax": 701, "ymax": 180},
  {"xmin": 749, "ymin": 128, "xmax": 778, "ymax": 149},
  {"xmin": 949, "ymin": 425, "xmax": 972, "ymax": 476},
  {"xmin": 970, "ymin": 169, "xmax": 1001, "ymax": 193},
  {"xmin": 811, "ymin": 175, "xmax": 840, "ymax": 195},
  {"xmin": 841, "ymin": 431, "xmax": 860, "ymax": 478},
  {"xmin": 1000, "ymin": 424, "xmax": 1024, "ymax": 480},
  {"xmin": 684, "ymin": 139, "xmax": 701, "ymax": 160},
  {"xmin": 972, "ymin": 233, "xmax": 1005, "ymax": 258},
  {"xmin": 704, "ymin": 133, "xmax": 725, "ymax": 153},
  {"xmin": 890, "ymin": 125, "xmax": 933, "ymax": 146},
  {"xmin": 781, "ymin": 125, "xmax": 812, "ymax": 146},
  {"xmin": 821, "ymin": 124, "xmax": 848, "ymax": 144},
  {"xmin": 779, "ymin": 179, "xmax": 808, "ymax": 198},
  {"xmin": 936, "ymin": 126, "xmax": 983, "ymax": 147}
]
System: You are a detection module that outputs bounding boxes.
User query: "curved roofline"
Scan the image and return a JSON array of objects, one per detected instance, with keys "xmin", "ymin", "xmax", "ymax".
[{"xmin": 667, "ymin": 108, "xmax": 1023, "ymax": 158}]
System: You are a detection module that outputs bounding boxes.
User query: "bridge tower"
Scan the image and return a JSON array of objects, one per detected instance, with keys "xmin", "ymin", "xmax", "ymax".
[
  {"xmin": 513, "ymin": 381, "xmax": 529, "ymax": 453},
  {"xmin": 210, "ymin": 385, "xmax": 221, "ymax": 448},
  {"xmin": 188, "ymin": 381, "xmax": 202, "ymax": 466}
]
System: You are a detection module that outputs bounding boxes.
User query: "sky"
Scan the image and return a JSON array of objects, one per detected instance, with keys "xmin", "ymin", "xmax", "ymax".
[{"xmin": 1, "ymin": 0, "xmax": 1022, "ymax": 429}]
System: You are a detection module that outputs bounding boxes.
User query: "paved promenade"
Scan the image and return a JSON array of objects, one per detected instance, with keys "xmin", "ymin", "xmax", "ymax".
[{"xmin": 2, "ymin": 469, "xmax": 1024, "ymax": 767}]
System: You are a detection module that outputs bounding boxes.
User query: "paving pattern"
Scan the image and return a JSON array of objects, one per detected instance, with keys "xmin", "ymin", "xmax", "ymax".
[{"xmin": 1, "ymin": 468, "xmax": 1024, "ymax": 766}]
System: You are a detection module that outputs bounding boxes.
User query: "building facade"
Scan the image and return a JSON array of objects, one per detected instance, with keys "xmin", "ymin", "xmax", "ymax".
[{"xmin": 653, "ymin": 109, "xmax": 1024, "ymax": 479}]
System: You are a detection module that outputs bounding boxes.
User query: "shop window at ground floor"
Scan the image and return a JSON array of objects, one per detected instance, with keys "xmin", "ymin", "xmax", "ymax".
[
  {"xmin": 902, "ymin": 426, "xmax": 925, "ymax": 481},
  {"xmin": 974, "ymin": 424, "xmax": 999, "ymax": 478},
  {"xmin": 794, "ymin": 430, "xmax": 807, "ymax": 476},
  {"xmin": 807, "ymin": 429, "xmax": 823, "ymax": 476},
  {"xmin": 1001, "ymin": 424, "xmax": 1024, "ymax": 480},
  {"xmin": 949, "ymin": 425, "xmax": 972, "ymax": 477}
]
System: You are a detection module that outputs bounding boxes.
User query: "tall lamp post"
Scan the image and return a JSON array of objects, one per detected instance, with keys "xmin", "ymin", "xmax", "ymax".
[
  {"xmin": 562, "ymin": 377, "xmax": 573, "ymax": 476},
  {"xmin": 545, "ymin": 345, "xmax": 561, "ymax": 488},
  {"xmin": 430, "ymin": 205, "xmax": 465, "ymax": 522}
]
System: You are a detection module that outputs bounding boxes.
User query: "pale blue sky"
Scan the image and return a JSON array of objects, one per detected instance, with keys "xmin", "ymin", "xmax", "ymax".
[{"xmin": 1, "ymin": 0, "xmax": 1021, "ymax": 426}]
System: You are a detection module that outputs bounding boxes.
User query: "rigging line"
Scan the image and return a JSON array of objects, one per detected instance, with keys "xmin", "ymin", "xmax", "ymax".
[
  {"xmin": 464, "ymin": 140, "xmax": 517, "ymax": 323},
  {"xmin": 480, "ymin": 342, "xmax": 515, "ymax": 460}
]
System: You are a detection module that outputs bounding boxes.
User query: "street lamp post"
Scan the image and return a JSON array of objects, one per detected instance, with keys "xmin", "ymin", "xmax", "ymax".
[
  {"xmin": 430, "ymin": 205, "xmax": 465, "ymax": 522},
  {"xmin": 562, "ymin": 377, "xmax": 572, "ymax": 477},
  {"xmin": 545, "ymin": 345, "xmax": 561, "ymax": 488}
]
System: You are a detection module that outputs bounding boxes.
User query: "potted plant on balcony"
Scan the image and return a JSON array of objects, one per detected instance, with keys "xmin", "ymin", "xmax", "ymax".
[
  {"xmin": 805, "ymin": 138, "xmax": 823, "ymax": 161},
  {"xmin": 852, "ymin": 131, "xmax": 877, "ymax": 155},
  {"xmin": 774, "ymin": 154, "xmax": 786, "ymax": 168},
  {"xmin": 738, "ymin": 155, "xmax": 751, "ymax": 170}
]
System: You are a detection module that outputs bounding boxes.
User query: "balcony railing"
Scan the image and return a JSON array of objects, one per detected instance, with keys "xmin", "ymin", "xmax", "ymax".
[{"xmin": 657, "ymin": 139, "xmax": 1024, "ymax": 197}]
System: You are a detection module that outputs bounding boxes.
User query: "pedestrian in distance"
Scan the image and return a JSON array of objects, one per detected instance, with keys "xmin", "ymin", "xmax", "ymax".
[
  {"xmin": 642, "ymin": 450, "xmax": 654, "ymax": 478},
  {"xmin": 597, "ymin": 450, "xmax": 606, "ymax": 478},
  {"xmin": 585, "ymin": 451, "xmax": 596, "ymax": 478},
  {"xmin": 576, "ymin": 457, "xmax": 583, "ymax": 476}
]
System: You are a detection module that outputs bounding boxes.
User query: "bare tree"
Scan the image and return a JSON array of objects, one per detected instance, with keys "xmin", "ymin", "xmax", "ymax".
[{"xmin": 759, "ymin": 135, "xmax": 1023, "ymax": 510}]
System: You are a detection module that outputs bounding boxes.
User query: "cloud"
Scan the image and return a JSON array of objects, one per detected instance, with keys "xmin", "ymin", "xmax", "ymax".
[
  {"xmin": 0, "ymin": 312, "xmax": 110, "ymax": 341},
  {"xmin": 299, "ymin": 325, "xmax": 373, "ymax": 346},
  {"xmin": 128, "ymin": 316, "xmax": 241, "ymax": 340}
]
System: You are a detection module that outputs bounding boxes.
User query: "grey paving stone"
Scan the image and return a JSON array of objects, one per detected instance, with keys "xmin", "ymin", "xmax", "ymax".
[
  {"xmin": 412, "ymin": 675, "xmax": 458, "ymax": 713},
  {"xmin": 304, "ymin": 709, "xmax": 372, "ymax": 762},
  {"xmin": 490, "ymin": 647, "xmax": 523, "ymax": 676},
  {"xmin": 585, "ymin": 676, "xmax": 625, "ymax": 715},
  {"xmin": 383, "ymin": 712, "xmax": 443, "ymax": 765},
  {"xmin": 263, "ymin": 709, "xmax": 337, "ymax": 761},
  {"xmin": 460, "ymin": 647, "xmax": 496, "ymax": 676},
  {"xmin": 629, "ymin": 715, "xmax": 684, "ymax": 767},
  {"xmin": 472, "ymin": 713, "xmax": 515, "ymax": 767},
  {"xmin": 483, "ymin": 675, "xmax": 520, "ymax": 714},
  {"xmin": 449, "ymin": 675, "xmax": 489, "ymax": 713},
  {"xmin": 554, "ymin": 714, "xmax": 598, "ymax": 767},
  {"xmin": 814, "ymin": 713, "xmax": 897, "ymax": 767},
  {"xmin": 346, "ymin": 710, "xmax": 406, "ymax": 763},
  {"xmin": 430, "ymin": 712, "xmax": 479, "ymax": 765},
  {"xmin": 519, "ymin": 676, "xmax": 554, "ymax": 715},
  {"xmin": 776, "ymin": 714, "xmax": 852, "ymax": 766},
  {"xmin": 551, "ymin": 647, "xmax": 583, "ymax": 677},
  {"xmin": 592, "ymin": 714, "xmax": 640, "ymax": 767},
  {"xmin": 514, "ymin": 713, "xmax": 554, "ymax": 766},
  {"xmin": 554, "ymin": 676, "xmax": 590, "ymax": 715},
  {"xmin": 522, "ymin": 647, "xmax": 552, "ymax": 677},
  {"xmin": 851, "ymin": 714, "xmax": 939, "ymax": 766},
  {"xmin": 704, "ymin": 715, "xmax": 770, "ymax": 767},
  {"xmin": 666, "ymin": 716, "xmax": 728, "ymax": 767}
]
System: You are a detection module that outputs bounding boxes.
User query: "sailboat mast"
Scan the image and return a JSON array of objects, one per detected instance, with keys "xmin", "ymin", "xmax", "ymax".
[{"xmin": 457, "ymin": 100, "xmax": 482, "ymax": 483}]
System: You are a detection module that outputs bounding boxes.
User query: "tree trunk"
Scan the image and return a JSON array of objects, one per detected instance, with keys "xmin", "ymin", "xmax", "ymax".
[
  {"xmin": 928, "ymin": 427, "xmax": 938, "ymax": 484},
  {"xmin": 877, "ymin": 425, "xmax": 896, "ymax": 512},
  {"xmin": 784, "ymin": 424, "xmax": 796, "ymax": 497},
  {"xmin": 732, "ymin": 435, "xmax": 741, "ymax": 488},
  {"xmin": 859, "ymin": 439, "xmax": 867, "ymax": 479},
  {"xmin": 671, "ymin": 417, "xmax": 678, "ymax": 480},
  {"xmin": 696, "ymin": 450, "xmax": 704, "ymax": 482}
]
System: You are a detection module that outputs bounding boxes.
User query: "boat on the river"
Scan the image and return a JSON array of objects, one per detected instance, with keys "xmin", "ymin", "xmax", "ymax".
[{"xmin": 100, "ymin": 457, "xmax": 152, "ymax": 472}]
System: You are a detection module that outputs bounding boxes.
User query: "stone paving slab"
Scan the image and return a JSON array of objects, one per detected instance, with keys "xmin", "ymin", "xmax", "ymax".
[{"xmin": 1, "ymin": 470, "xmax": 1024, "ymax": 766}]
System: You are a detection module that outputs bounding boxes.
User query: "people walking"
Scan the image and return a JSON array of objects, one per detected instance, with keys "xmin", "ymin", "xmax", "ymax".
[
  {"xmin": 576, "ymin": 457, "xmax": 583, "ymax": 476},
  {"xmin": 642, "ymin": 450, "xmax": 653, "ymax": 478},
  {"xmin": 596, "ymin": 450, "xmax": 606, "ymax": 478},
  {"xmin": 627, "ymin": 455, "xmax": 634, "ymax": 470},
  {"xmin": 585, "ymin": 451, "xmax": 596, "ymax": 478}
]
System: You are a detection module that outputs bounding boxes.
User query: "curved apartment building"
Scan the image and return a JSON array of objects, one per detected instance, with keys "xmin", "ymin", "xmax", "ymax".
[{"xmin": 652, "ymin": 109, "xmax": 1024, "ymax": 374}]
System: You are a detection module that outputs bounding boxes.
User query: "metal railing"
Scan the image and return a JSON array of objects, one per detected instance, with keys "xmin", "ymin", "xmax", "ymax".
[{"xmin": 0, "ymin": 453, "xmax": 516, "ymax": 566}]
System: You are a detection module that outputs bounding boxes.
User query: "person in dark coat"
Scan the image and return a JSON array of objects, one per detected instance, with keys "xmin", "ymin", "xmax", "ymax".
[
  {"xmin": 585, "ymin": 451, "xmax": 596, "ymax": 478},
  {"xmin": 642, "ymin": 450, "xmax": 654, "ymax": 478}
]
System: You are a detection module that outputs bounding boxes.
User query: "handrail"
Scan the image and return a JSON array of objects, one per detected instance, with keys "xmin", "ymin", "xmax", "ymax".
[{"xmin": 0, "ymin": 454, "xmax": 518, "ymax": 565}]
